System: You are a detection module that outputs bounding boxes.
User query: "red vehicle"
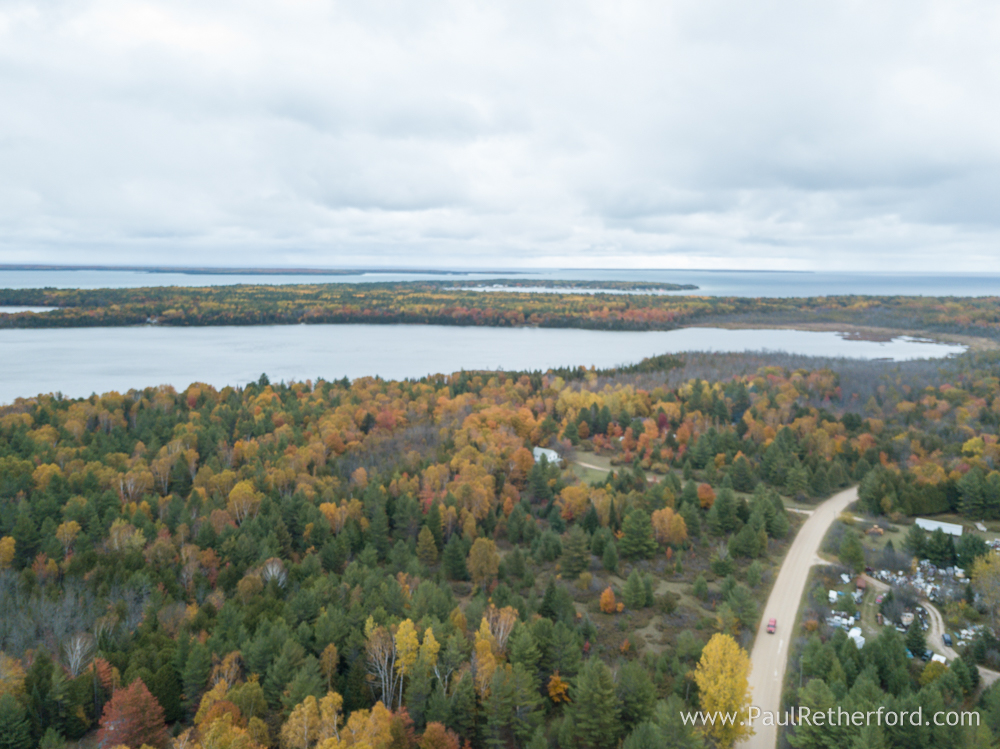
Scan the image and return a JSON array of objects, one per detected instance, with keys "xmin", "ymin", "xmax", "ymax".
[{"xmin": 767, "ymin": 618, "xmax": 777, "ymax": 634}]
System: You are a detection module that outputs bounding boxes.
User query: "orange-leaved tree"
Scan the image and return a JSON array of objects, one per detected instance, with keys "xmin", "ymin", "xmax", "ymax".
[
  {"xmin": 600, "ymin": 587, "xmax": 617, "ymax": 614},
  {"xmin": 96, "ymin": 679, "xmax": 170, "ymax": 749}
]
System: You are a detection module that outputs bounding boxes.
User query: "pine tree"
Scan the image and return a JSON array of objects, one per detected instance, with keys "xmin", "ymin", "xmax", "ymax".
[
  {"xmin": 905, "ymin": 621, "xmax": 926, "ymax": 655},
  {"xmin": 560, "ymin": 526, "xmax": 590, "ymax": 578},
  {"xmin": 443, "ymin": 536, "xmax": 468, "ymax": 580},
  {"xmin": 615, "ymin": 660, "xmax": 656, "ymax": 732},
  {"xmin": 508, "ymin": 626, "xmax": 541, "ymax": 689},
  {"xmin": 602, "ymin": 540, "xmax": 619, "ymax": 572},
  {"xmin": 681, "ymin": 502, "xmax": 700, "ymax": 538},
  {"xmin": 366, "ymin": 502, "xmax": 391, "ymax": 560},
  {"xmin": 567, "ymin": 659, "xmax": 621, "ymax": 749},
  {"xmin": 620, "ymin": 510, "xmax": 657, "ymax": 560},
  {"xmin": 0, "ymin": 693, "xmax": 32, "ymax": 749},
  {"xmin": 903, "ymin": 524, "xmax": 926, "ymax": 558},
  {"xmin": 426, "ymin": 502, "xmax": 443, "ymax": 547},
  {"xmin": 926, "ymin": 528, "xmax": 956, "ymax": 567},
  {"xmin": 624, "ymin": 569, "xmax": 646, "ymax": 609},
  {"xmin": 150, "ymin": 663, "xmax": 182, "ymax": 723},
  {"xmin": 810, "ymin": 465, "xmax": 830, "ymax": 497},
  {"xmin": 731, "ymin": 455, "xmax": 755, "ymax": 492},
  {"xmin": 182, "ymin": 642, "xmax": 212, "ymax": 716},
  {"xmin": 839, "ymin": 532, "xmax": 865, "ymax": 574}
]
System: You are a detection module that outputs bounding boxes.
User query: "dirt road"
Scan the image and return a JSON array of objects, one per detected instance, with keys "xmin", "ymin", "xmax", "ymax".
[
  {"xmin": 737, "ymin": 486, "xmax": 859, "ymax": 749},
  {"xmin": 921, "ymin": 599, "xmax": 1000, "ymax": 689},
  {"xmin": 922, "ymin": 599, "xmax": 960, "ymax": 660}
]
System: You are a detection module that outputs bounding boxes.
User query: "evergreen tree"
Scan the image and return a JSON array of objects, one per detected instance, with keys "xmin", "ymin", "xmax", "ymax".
[
  {"xmin": 366, "ymin": 502, "xmax": 391, "ymax": 560},
  {"xmin": 957, "ymin": 533, "xmax": 988, "ymax": 569},
  {"xmin": 785, "ymin": 464, "xmax": 810, "ymax": 499},
  {"xmin": 150, "ymin": 664, "xmax": 182, "ymax": 723},
  {"xmin": 0, "ymin": 693, "xmax": 32, "ymax": 749},
  {"xmin": 681, "ymin": 502, "xmax": 701, "ymax": 538},
  {"xmin": 509, "ymin": 626, "xmax": 542, "ymax": 689},
  {"xmin": 615, "ymin": 661, "xmax": 656, "ymax": 732},
  {"xmin": 263, "ymin": 640, "xmax": 306, "ymax": 711},
  {"xmin": 903, "ymin": 524, "xmax": 926, "ymax": 558},
  {"xmin": 582, "ymin": 504, "xmax": 600, "ymax": 535},
  {"xmin": 693, "ymin": 575, "xmax": 708, "ymax": 600},
  {"xmin": 620, "ymin": 510, "xmax": 657, "ymax": 559},
  {"xmin": 567, "ymin": 659, "xmax": 621, "ymax": 749},
  {"xmin": 560, "ymin": 525, "xmax": 590, "ymax": 579},
  {"xmin": 809, "ymin": 464, "xmax": 830, "ymax": 497},
  {"xmin": 425, "ymin": 502, "xmax": 443, "ymax": 547},
  {"xmin": 482, "ymin": 668, "xmax": 514, "ymax": 749},
  {"xmin": 905, "ymin": 621, "xmax": 926, "ymax": 655},
  {"xmin": 602, "ymin": 540, "xmax": 619, "ymax": 573},
  {"xmin": 562, "ymin": 421, "xmax": 580, "ymax": 444},
  {"xmin": 447, "ymin": 673, "xmax": 477, "ymax": 742},
  {"xmin": 959, "ymin": 468, "xmax": 987, "ymax": 519},
  {"xmin": 181, "ymin": 642, "xmax": 213, "ymax": 716},
  {"xmin": 280, "ymin": 657, "xmax": 324, "ymax": 716},
  {"xmin": 624, "ymin": 569, "xmax": 647, "ymax": 609},
  {"xmin": 731, "ymin": 455, "xmax": 755, "ymax": 493},
  {"xmin": 926, "ymin": 528, "xmax": 955, "ymax": 567},
  {"xmin": 714, "ymin": 487, "xmax": 738, "ymax": 533},
  {"xmin": 839, "ymin": 532, "xmax": 865, "ymax": 574},
  {"xmin": 443, "ymin": 536, "xmax": 469, "ymax": 580}
]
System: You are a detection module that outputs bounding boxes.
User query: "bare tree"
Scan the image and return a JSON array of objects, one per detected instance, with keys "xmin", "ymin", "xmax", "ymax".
[{"xmin": 64, "ymin": 633, "xmax": 95, "ymax": 677}]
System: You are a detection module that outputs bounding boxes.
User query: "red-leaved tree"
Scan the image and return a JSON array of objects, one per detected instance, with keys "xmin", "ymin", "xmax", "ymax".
[{"xmin": 96, "ymin": 679, "xmax": 170, "ymax": 749}]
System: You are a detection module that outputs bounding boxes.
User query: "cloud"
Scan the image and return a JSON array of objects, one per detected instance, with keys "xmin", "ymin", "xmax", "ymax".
[{"xmin": 0, "ymin": 0, "xmax": 998, "ymax": 270}]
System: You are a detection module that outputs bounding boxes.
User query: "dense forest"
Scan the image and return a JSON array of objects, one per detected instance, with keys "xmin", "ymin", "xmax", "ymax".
[
  {"xmin": 1, "ymin": 282, "xmax": 999, "ymax": 341},
  {"xmin": 3, "ymin": 350, "xmax": 1000, "ymax": 749}
]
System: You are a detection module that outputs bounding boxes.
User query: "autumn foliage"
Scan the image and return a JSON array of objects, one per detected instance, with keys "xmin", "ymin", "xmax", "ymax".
[
  {"xmin": 600, "ymin": 587, "xmax": 617, "ymax": 614},
  {"xmin": 96, "ymin": 679, "xmax": 170, "ymax": 749}
]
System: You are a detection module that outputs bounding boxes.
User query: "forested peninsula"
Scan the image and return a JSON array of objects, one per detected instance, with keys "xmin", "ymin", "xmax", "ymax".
[
  {"xmin": 4, "ymin": 350, "xmax": 1000, "ymax": 749},
  {"xmin": 1, "ymin": 282, "xmax": 998, "ymax": 342}
]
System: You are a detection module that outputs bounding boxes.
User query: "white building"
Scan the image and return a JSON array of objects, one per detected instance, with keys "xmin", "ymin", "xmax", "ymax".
[
  {"xmin": 915, "ymin": 518, "xmax": 963, "ymax": 537},
  {"xmin": 533, "ymin": 446, "xmax": 562, "ymax": 466}
]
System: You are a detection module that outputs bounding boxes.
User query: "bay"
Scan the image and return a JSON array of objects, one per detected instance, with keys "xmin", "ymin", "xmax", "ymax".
[
  {"xmin": 0, "ymin": 324, "xmax": 965, "ymax": 405},
  {"xmin": 1, "ymin": 268, "xmax": 999, "ymax": 297}
]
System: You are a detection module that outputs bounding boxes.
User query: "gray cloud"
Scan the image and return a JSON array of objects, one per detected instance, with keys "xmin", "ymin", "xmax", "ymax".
[{"xmin": 0, "ymin": 0, "xmax": 998, "ymax": 270}]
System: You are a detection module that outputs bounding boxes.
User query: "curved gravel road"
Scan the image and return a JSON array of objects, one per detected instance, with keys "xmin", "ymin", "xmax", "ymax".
[{"xmin": 737, "ymin": 486, "xmax": 859, "ymax": 749}]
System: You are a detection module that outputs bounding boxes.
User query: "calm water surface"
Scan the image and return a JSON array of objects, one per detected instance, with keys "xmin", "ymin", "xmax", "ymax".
[
  {"xmin": 1, "ymin": 269, "xmax": 999, "ymax": 297},
  {"xmin": 0, "ymin": 325, "xmax": 965, "ymax": 404}
]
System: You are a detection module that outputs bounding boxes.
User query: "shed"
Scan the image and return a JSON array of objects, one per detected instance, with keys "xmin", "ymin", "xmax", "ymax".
[
  {"xmin": 915, "ymin": 518, "xmax": 963, "ymax": 537},
  {"xmin": 856, "ymin": 577, "xmax": 867, "ymax": 590}
]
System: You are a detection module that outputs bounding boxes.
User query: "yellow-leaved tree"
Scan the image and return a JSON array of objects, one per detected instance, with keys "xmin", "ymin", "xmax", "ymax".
[
  {"xmin": 693, "ymin": 633, "xmax": 753, "ymax": 748},
  {"xmin": 0, "ymin": 536, "xmax": 14, "ymax": 570},
  {"xmin": 973, "ymin": 552, "xmax": 1000, "ymax": 631}
]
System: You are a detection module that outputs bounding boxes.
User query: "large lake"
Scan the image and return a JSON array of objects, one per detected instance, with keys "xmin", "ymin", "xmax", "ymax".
[
  {"xmin": 1, "ymin": 268, "xmax": 999, "ymax": 297},
  {"xmin": 0, "ymin": 325, "xmax": 965, "ymax": 404}
]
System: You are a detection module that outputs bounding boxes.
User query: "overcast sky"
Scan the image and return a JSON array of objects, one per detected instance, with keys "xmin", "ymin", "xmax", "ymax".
[{"xmin": 1, "ymin": 1, "xmax": 998, "ymax": 271}]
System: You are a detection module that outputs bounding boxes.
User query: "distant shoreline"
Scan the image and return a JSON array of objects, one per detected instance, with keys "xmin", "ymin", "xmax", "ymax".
[
  {"xmin": 689, "ymin": 321, "xmax": 1000, "ymax": 352},
  {"xmin": 0, "ymin": 264, "xmax": 486, "ymax": 276}
]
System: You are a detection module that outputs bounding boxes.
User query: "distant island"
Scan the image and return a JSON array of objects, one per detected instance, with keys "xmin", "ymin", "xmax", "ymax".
[{"xmin": 0, "ymin": 281, "xmax": 998, "ymax": 348}]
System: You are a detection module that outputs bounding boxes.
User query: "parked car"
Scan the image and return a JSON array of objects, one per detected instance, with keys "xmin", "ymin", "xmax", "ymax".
[
  {"xmin": 767, "ymin": 618, "xmax": 777, "ymax": 634},
  {"xmin": 922, "ymin": 650, "xmax": 933, "ymax": 661},
  {"xmin": 943, "ymin": 633, "xmax": 953, "ymax": 647}
]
